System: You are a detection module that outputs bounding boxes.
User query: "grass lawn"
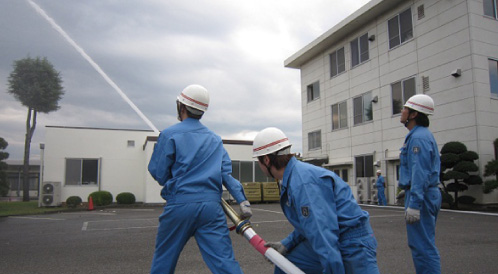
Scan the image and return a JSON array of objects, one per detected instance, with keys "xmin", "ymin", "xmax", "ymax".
[{"xmin": 0, "ymin": 201, "xmax": 73, "ymax": 217}]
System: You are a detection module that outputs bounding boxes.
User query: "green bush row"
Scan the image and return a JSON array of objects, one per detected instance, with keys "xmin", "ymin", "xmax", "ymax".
[{"xmin": 65, "ymin": 191, "xmax": 136, "ymax": 207}]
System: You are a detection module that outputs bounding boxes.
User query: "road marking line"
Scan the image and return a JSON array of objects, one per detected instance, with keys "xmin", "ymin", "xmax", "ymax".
[{"xmin": 10, "ymin": 216, "xmax": 65, "ymax": 221}]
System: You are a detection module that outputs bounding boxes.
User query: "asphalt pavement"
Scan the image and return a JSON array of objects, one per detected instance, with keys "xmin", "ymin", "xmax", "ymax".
[{"xmin": 1, "ymin": 203, "xmax": 497, "ymax": 273}]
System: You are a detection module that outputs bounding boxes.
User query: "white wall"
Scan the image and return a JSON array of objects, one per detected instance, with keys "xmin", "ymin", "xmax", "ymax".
[
  {"xmin": 43, "ymin": 127, "xmax": 153, "ymax": 203},
  {"xmin": 43, "ymin": 127, "xmax": 255, "ymax": 204}
]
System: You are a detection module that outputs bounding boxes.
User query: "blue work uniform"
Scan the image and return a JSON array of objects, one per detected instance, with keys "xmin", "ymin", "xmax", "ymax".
[
  {"xmin": 376, "ymin": 175, "xmax": 387, "ymax": 206},
  {"xmin": 148, "ymin": 118, "xmax": 247, "ymax": 274},
  {"xmin": 275, "ymin": 157, "xmax": 379, "ymax": 274},
  {"xmin": 399, "ymin": 125, "xmax": 441, "ymax": 274}
]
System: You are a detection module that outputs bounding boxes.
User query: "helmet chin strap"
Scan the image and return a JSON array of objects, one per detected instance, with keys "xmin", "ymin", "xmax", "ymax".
[
  {"xmin": 176, "ymin": 101, "xmax": 183, "ymax": 121},
  {"xmin": 404, "ymin": 118, "xmax": 410, "ymax": 128}
]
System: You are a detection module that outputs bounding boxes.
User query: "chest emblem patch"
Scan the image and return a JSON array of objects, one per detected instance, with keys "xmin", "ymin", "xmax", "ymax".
[{"xmin": 301, "ymin": 206, "xmax": 310, "ymax": 217}]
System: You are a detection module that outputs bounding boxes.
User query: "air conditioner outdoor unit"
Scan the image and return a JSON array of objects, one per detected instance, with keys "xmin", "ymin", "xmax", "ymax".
[{"xmin": 40, "ymin": 181, "xmax": 61, "ymax": 207}]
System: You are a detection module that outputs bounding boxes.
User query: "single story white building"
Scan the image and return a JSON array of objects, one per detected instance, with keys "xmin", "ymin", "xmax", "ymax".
[{"xmin": 40, "ymin": 126, "xmax": 262, "ymax": 205}]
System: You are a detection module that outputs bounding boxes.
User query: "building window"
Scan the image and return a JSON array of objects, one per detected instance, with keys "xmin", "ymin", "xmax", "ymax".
[
  {"xmin": 484, "ymin": 0, "xmax": 497, "ymax": 18},
  {"xmin": 307, "ymin": 81, "xmax": 320, "ymax": 102},
  {"xmin": 330, "ymin": 47, "xmax": 345, "ymax": 77},
  {"xmin": 127, "ymin": 140, "xmax": 135, "ymax": 147},
  {"xmin": 489, "ymin": 59, "xmax": 498, "ymax": 96},
  {"xmin": 351, "ymin": 33, "xmax": 369, "ymax": 67},
  {"xmin": 65, "ymin": 158, "xmax": 100, "ymax": 186},
  {"xmin": 392, "ymin": 77, "xmax": 416, "ymax": 115},
  {"xmin": 231, "ymin": 161, "xmax": 258, "ymax": 183},
  {"xmin": 353, "ymin": 92, "xmax": 373, "ymax": 125},
  {"xmin": 308, "ymin": 130, "xmax": 321, "ymax": 150},
  {"xmin": 355, "ymin": 155, "xmax": 374, "ymax": 178},
  {"xmin": 332, "ymin": 101, "xmax": 348, "ymax": 130},
  {"xmin": 388, "ymin": 8, "xmax": 413, "ymax": 49},
  {"xmin": 333, "ymin": 168, "xmax": 349, "ymax": 182}
]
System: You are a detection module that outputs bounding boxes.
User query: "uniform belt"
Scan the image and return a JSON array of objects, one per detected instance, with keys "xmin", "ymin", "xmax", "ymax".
[{"xmin": 164, "ymin": 193, "xmax": 221, "ymax": 205}]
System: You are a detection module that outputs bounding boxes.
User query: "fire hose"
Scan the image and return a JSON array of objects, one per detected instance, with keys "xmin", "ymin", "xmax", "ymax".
[{"xmin": 221, "ymin": 199, "xmax": 305, "ymax": 274}]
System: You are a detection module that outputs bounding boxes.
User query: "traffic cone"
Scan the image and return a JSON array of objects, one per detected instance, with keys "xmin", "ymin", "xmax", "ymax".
[{"xmin": 88, "ymin": 196, "xmax": 95, "ymax": 211}]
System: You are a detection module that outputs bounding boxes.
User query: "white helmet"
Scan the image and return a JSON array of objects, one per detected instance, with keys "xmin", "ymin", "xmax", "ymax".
[
  {"xmin": 253, "ymin": 127, "xmax": 292, "ymax": 157},
  {"xmin": 404, "ymin": 94, "xmax": 434, "ymax": 115},
  {"xmin": 376, "ymin": 170, "xmax": 381, "ymax": 174},
  {"xmin": 177, "ymin": 84, "xmax": 210, "ymax": 113}
]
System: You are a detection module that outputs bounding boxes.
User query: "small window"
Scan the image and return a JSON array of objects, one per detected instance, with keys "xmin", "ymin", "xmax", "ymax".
[
  {"xmin": 307, "ymin": 81, "xmax": 320, "ymax": 102},
  {"xmin": 489, "ymin": 59, "xmax": 498, "ymax": 97},
  {"xmin": 332, "ymin": 101, "xmax": 348, "ymax": 130},
  {"xmin": 231, "ymin": 161, "xmax": 240, "ymax": 181},
  {"xmin": 388, "ymin": 8, "xmax": 413, "ymax": 49},
  {"xmin": 484, "ymin": 0, "xmax": 497, "ymax": 18},
  {"xmin": 127, "ymin": 140, "xmax": 135, "ymax": 147},
  {"xmin": 308, "ymin": 130, "xmax": 322, "ymax": 150},
  {"xmin": 330, "ymin": 47, "xmax": 346, "ymax": 77},
  {"xmin": 391, "ymin": 77, "xmax": 416, "ymax": 115},
  {"xmin": 65, "ymin": 158, "xmax": 100, "ymax": 186},
  {"xmin": 351, "ymin": 33, "xmax": 369, "ymax": 67},
  {"xmin": 353, "ymin": 92, "xmax": 373, "ymax": 125},
  {"xmin": 341, "ymin": 169, "xmax": 349, "ymax": 182}
]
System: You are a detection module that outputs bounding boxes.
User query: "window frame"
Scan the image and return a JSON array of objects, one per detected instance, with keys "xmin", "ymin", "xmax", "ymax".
[
  {"xmin": 350, "ymin": 33, "xmax": 370, "ymax": 68},
  {"xmin": 489, "ymin": 58, "xmax": 498, "ymax": 97},
  {"xmin": 355, "ymin": 155, "xmax": 374, "ymax": 178},
  {"xmin": 307, "ymin": 81, "xmax": 320, "ymax": 102},
  {"xmin": 353, "ymin": 91, "xmax": 373, "ymax": 125},
  {"xmin": 388, "ymin": 8, "xmax": 413, "ymax": 49},
  {"xmin": 330, "ymin": 47, "xmax": 346, "ymax": 77},
  {"xmin": 391, "ymin": 77, "xmax": 416, "ymax": 115},
  {"xmin": 308, "ymin": 130, "xmax": 322, "ymax": 151},
  {"xmin": 331, "ymin": 101, "xmax": 348, "ymax": 130},
  {"xmin": 484, "ymin": 0, "xmax": 498, "ymax": 19},
  {"xmin": 64, "ymin": 158, "xmax": 100, "ymax": 186}
]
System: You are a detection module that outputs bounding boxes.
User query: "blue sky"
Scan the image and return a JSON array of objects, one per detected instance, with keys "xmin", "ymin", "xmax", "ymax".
[{"xmin": 0, "ymin": 0, "xmax": 370, "ymax": 161}]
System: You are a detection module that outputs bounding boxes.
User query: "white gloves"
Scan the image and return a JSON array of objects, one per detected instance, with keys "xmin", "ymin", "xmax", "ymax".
[
  {"xmin": 405, "ymin": 207, "xmax": 420, "ymax": 224},
  {"xmin": 264, "ymin": 241, "xmax": 288, "ymax": 255},
  {"xmin": 239, "ymin": 200, "xmax": 252, "ymax": 219}
]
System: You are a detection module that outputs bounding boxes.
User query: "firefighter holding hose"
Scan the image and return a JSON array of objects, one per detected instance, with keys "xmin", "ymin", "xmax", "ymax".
[
  {"xmin": 148, "ymin": 84, "xmax": 252, "ymax": 274},
  {"xmin": 253, "ymin": 127, "xmax": 379, "ymax": 274}
]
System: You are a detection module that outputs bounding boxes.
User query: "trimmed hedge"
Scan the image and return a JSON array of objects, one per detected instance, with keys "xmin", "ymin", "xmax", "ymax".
[
  {"xmin": 88, "ymin": 191, "xmax": 113, "ymax": 206},
  {"xmin": 66, "ymin": 196, "xmax": 82, "ymax": 208},
  {"xmin": 116, "ymin": 192, "xmax": 136, "ymax": 205}
]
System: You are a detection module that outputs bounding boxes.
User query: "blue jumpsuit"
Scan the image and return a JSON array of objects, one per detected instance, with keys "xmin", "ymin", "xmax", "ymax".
[
  {"xmin": 399, "ymin": 125, "xmax": 441, "ymax": 274},
  {"xmin": 148, "ymin": 118, "xmax": 247, "ymax": 274},
  {"xmin": 376, "ymin": 175, "xmax": 387, "ymax": 206},
  {"xmin": 275, "ymin": 157, "xmax": 379, "ymax": 274}
]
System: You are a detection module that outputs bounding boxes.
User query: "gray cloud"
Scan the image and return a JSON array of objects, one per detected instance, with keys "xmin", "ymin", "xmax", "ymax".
[{"xmin": 0, "ymin": 0, "xmax": 370, "ymax": 160}]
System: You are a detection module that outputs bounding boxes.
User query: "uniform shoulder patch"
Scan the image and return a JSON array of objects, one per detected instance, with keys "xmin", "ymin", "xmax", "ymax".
[
  {"xmin": 413, "ymin": 146, "xmax": 420, "ymax": 154},
  {"xmin": 301, "ymin": 206, "xmax": 310, "ymax": 217}
]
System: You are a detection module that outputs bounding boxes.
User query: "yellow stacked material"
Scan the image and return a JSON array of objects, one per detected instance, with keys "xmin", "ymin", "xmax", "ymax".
[
  {"xmin": 242, "ymin": 182, "xmax": 262, "ymax": 203},
  {"xmin": 262, "ymin": 182, "xmax": 280, "ymax": 202}
]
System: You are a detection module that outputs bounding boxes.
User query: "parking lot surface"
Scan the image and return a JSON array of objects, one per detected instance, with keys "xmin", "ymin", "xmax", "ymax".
[{"xmin": 1, "ymin": 203, "xmax": 497, "ymax": 273}]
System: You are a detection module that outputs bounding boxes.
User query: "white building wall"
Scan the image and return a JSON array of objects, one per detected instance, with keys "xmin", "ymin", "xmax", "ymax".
[
  {"xmin": 296, "ymin": 0, "xmax": 498, "ymax": 204},
  {"xmin": 43, "ymin": 127, "xmax": 255, "ymax": 204}
]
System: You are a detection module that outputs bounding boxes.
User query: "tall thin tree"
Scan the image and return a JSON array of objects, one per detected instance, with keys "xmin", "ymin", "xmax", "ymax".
[{"xmin": 7, "ymin": 56, "xmax": 64, "ymax": 201}]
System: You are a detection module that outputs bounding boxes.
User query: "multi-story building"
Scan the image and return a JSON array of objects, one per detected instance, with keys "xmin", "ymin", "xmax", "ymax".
[{"xmin": 285, "ymin": 0, "xmax": 498, "ymax": 204}]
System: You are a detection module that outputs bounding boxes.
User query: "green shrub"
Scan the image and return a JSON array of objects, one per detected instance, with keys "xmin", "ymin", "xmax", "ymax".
[
  {"xmin": 88, "ymin": 191, "xmax": 113, "ymax": 206},
  {"xmin": 116, "ymin": 192, "xmax": 136, "ymax": 205},
  {"xmin": 66, "ymin": 196, "xmax": 82, "ymax": 208}
]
